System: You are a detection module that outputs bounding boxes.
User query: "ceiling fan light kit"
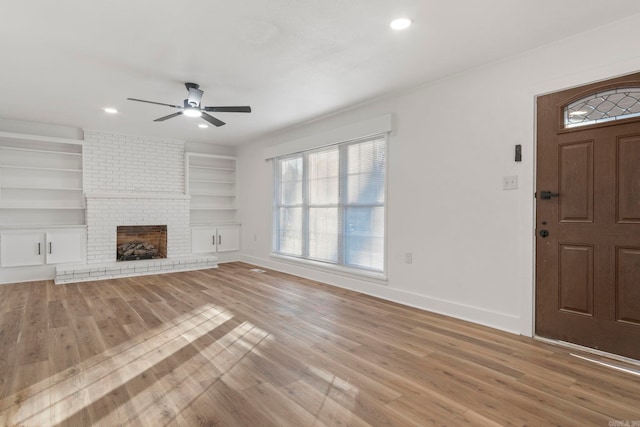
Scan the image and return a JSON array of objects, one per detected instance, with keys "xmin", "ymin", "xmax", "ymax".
[
  {"xmin": 127, "ymin": 82, "xmax": 251, "ymax": 127},
  {"xmin": 183, "ymin": 107, "xmax": 202, "ymax": 118}
]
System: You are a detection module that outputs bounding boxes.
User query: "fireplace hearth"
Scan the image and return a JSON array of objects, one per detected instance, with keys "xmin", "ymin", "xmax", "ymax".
[{"xmin": 116, "ymin": 225, "xmax": 167, "ymax": 261}]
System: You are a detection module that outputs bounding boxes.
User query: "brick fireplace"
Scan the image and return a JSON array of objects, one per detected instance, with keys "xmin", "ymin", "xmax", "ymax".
[
  {"xmin": 54, "ymin": 130, "xmax": 219, "ymax": 284},
  {"xmin": 85, "ymin": 193, "xmax": 191, "ymax": 263},
  {"xmin": 83, "ymin": 131, "xmax": 191, "ymax": 264}
]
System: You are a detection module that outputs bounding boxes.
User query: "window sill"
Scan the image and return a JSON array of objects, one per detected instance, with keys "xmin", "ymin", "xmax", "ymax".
[{"xmin": 270, "ymin": 253, "xmax": 388, "ymax": 285}]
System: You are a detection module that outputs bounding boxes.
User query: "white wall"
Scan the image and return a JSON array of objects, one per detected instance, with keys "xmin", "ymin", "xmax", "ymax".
[{"xmin": 236, "ymin": 14, "xmax": 640, "ymax": 335}]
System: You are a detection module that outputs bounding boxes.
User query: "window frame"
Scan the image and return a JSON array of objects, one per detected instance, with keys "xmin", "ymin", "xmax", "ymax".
[{"xmin": 272, "ymin": 134, "xmax": 388, "ymax": 279}]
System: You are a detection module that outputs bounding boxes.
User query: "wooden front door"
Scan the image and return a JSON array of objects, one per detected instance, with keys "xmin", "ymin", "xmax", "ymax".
[{"xmin": 536, "ymin": 72, "xmax": 640, "ymax": 360}]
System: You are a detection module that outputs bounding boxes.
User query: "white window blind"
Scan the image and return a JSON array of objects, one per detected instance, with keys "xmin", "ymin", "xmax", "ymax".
[{"xmin": 274, "ymin": 134, "xmax": 386, "ymax": 273}]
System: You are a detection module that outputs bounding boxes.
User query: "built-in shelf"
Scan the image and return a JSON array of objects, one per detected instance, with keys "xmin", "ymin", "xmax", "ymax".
[
  {"xmin": 0, "ymin": 206, "xmax": 85, "ymax": 210},
  {"xmin": 185, "ymin": 152, "xmax": 237, "ymax": 226},
  {"xmin": 190, "ymin": 207, "xmax": 237, "ymax": 211},
  {"xmin": 189, "ymin": 165, "xmax": 235, "ymax": 171},
  {"xmin": 1, "ymin": 185, "xmax": 83, "ymax": 191},
  {"xmin": 189, "ymin": 179, "xmax": 235, "ymax": 184},
  {"xmin": 0, "ymin": 146, "xmax": 82, "ymax": 156},
  {"xmin": 189, "ymin": 192, "xmax": 235, "ymax": 197},
  {"xmin": 0, "ymin": 165, "xmax": 82, "ymax": 172},
  {"xmin": 191, "ymin": 222, "xmax": 240, "ymax": 227},
  {"xmin": 0, "ymin": 131, "xmax": 84, "ymax": 227}
]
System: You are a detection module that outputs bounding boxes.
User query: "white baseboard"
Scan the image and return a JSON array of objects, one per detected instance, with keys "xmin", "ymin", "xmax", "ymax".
[
  {"xmin": 239, "ymin": 254, "xmax": 522, "ymax": 335},
  {"xmin": 0, "ymin": 265, "xmax": 56, "ymax": 285}
]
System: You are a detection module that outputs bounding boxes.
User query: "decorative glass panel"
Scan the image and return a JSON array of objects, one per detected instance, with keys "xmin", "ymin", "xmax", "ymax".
[{"xmin": 565, "ymin": 88, "xmax": 640, "ymax": 128}]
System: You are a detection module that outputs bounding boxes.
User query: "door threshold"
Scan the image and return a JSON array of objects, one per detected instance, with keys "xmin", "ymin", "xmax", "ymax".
[{"xmin": 534, "ymin": 336, "xmax": 640, "ymax": 370}]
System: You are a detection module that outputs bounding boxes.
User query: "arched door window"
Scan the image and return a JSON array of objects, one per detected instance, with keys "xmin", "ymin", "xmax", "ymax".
[{"xmin": 564, "ymin": 88, "xmax": 640, "ymax": 128}]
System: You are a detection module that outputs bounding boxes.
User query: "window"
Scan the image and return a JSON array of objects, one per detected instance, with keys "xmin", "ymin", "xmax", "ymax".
[
  {"xmin": 565, "ymin": 87, "xmax": 640, "ymax": 128},
  {"xmin": 273, "ymin": 135, "xmax": 386, "ymax": 274}
]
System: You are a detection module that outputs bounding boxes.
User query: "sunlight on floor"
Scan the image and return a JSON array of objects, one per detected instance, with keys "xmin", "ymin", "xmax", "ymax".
[
  {"xmin": 1, "ymin": 304, "xmax": 236, "ymax": 425},
  {"xmin": 0, "ymin": 298, "xmax": 361, "ymax": 426}
]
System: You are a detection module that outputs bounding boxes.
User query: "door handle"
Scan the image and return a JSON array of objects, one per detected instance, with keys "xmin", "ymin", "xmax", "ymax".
[
  {"xmin": 539, "ymin": 191, "xmax": 560, "ymax": 200},
  {"xmin": 539, "ymin": 229, "xmax": 549, "ymax": 238}
]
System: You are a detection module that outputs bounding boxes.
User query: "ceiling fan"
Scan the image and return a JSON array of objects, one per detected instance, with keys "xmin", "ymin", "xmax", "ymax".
[{"xmin": 127, "ymin": 82, "xmax": 251, "ymax": 127}]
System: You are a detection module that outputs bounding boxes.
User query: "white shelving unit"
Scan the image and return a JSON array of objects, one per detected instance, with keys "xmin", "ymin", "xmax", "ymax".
[
  {"xmin": 185, "ymin": 153, "xmax": 238, "ymax": 225},
  {"xmin": 0, "ymin": 131, "xmax": 85, "ymax": 226},
  {"xmin": 185, "ymin": 153, "xmax": 240, "ymax": 255}
]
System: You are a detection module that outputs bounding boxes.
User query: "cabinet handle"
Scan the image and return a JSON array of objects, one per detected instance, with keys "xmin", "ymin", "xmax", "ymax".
[
  {"xmin": 212, "ymin": 235, "xmax": 215, "ymax": 245},
  {"xmin": 38, "ymin": 243, "xmax": 41, "ymax": 255},
  {"xmin": 218, "ymin": 235, "xmax": 222, "ymax": 245},
  {"xmin": 49, "ymin": 242, "xmax": 52, "ymax": 254}
]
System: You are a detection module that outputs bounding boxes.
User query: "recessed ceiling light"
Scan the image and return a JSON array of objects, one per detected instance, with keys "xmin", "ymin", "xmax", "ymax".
[
  {"xmin": 198, "ymin": 124, "xmax": 208, "ymax": 129},
  {"xmin": 103, "ymin": 107, "xmax": 118, "ymax": 114},
  {"xmin": 390, "ymin": 18, "xmax": 412, "ymax": 31}
]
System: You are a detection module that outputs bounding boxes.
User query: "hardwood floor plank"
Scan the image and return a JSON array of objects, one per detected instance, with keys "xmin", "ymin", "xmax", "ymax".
[
  {"xmin": 282, "ymin": 379, "xmax": 373, "ymax": 427},
  {"xmin": 4, "ymin": 282, "xmax": 31, "ymax": 312},
  {"xmin": 70, "ymin": 316, "xmax": 106, "ymax": 360},
  {"xmin": 64, "ymin": 283, "xmax": 92, "ymax": 318},
  {"xmin": 48, "ymin": 300, "xmax": 69, "ymax": 329},
  {"xmin": 0, "ymin": 263, "xmax": 638, "ymax": 426},
  {"xmin": 85, "ymin": 296, "xmax": 116, "ymax": 322},
  {"xmin": 48, "ymin": 326, "xmax": 82, "ymax": 373},
  {"xmin": 8, "ymin": 360, "xmax": 51, "ymax": 425},
  {"xmin": 127, "ymin": 300, "xmax": 162, "ymax": 328},
  {"xmin": 96, "ymin": 318, "xmax": 132, "ymax": 348},
  {"xmin": 242, "ymin": 381, "xmax": 327, "ymax": 427},
  {"xmin": 104, "ymin": 296, "xmax": 142, "ymax": 325}
]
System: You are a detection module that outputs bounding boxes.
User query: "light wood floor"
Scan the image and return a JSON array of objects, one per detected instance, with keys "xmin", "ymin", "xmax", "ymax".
[{"xmin": 0, "ymin": 263, "xmax": 638, "ymax": 426}]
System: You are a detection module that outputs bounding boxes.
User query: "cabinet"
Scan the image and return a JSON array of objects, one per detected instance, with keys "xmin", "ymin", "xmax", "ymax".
[
  {"xmin": 0, "ymin": 231, "xmax": 44, "ymax": 267},
  {"xmin": 0, "ymin": 228, "xmax": 85, "ymax": 267},
  {"xmin": 191, "ymin": 225, "xmax": 240, "ymax": 254},
  {"xmin": 185, "ymin": 153, "xmax": 237, "ymax": 225},
  {"xmin": 0, "ymin": 131, "xmax": 85, "ymax": 227}
]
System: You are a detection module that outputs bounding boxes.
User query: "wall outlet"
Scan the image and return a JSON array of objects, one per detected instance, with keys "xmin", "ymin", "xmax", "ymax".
[
  {"xmin": 503, "ymin": 175, "xmax": 518, "ymax": 190},
  {"xmin": 405, "ymin": 252, "xmax": 413, "ymax": 264}
]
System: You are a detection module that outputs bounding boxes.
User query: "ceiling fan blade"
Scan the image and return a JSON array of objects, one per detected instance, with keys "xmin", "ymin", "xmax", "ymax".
[
  {"xmin": 127, "ymin": 98, "xmax": 183, "ymax": 109},
  {"xmin": 154, "ymin": 112, "xmax": 183, "ymax": 122},
  {"xmin": 203, "ymin": 106, "xmax": 252, "ymax": 113},
  {"xmin": 201, "ymin": 112, "xmax": 226, "ymax": 127}
]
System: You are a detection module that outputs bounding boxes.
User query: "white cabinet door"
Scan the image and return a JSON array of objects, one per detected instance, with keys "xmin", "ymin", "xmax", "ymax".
[
  {"xmin": 0, "ymin": 231, "xmax": 45, "ymax": 267},
  {"xmin": 217, "ymin": 225, "xmax": 240, "ymax": 252},
  {"xmin": 191, "ymin": 227, "xmax": 217, "ymax": 253},
  {"xmin": 46, "ymin": 229, "xmax": 85, "ymax": 264}
]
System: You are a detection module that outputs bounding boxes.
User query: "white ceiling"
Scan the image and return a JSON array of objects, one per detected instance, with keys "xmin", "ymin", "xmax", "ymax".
[{"xmin": 1, "ymin": 1, "xmax": 639, "ymax": 145}]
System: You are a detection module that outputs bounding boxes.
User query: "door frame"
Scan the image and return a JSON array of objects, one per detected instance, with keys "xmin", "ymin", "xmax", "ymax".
[{"xmin": 530, "ymin": 69, "xmax": 640, "ymax": 340}]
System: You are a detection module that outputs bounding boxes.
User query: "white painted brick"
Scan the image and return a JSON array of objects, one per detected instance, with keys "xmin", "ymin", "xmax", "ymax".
[{"xmin": 82, "ymin": 130, "xmax": 194, "ymax": 265}]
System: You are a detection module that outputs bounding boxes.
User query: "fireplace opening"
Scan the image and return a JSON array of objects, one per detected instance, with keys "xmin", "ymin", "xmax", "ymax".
[{"xmin": 116, "ymin": 225, "xmax": 167, "ymax": 261}]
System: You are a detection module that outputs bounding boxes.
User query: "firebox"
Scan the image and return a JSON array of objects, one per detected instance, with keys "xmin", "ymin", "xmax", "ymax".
[{"xmin": 116, "ymin": 225, "xmax": 167, "ymax": 261}]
